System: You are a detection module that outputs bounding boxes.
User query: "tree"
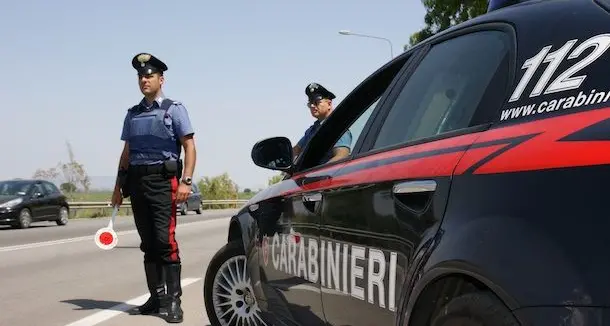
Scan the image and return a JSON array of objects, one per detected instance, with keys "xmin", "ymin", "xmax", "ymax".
[
  {"xmin": 33, "ymin": 167, "xmax": 59, "ymax": 181},
  {"xmin": 32, "ymin": 141, "xmax": 91, "ymax": 194},
  {"xmin": 198, "ymin": 172, "xmax": 238, "ymax": 200},
  {"xmin": 408, "ymin": 0, "xmax": 488, "ymax": 48},
  {"xmin": 60, "ymin": 182, "xmax": 77, "ymax": 193},
  {"xmin": 268, "ymin": 174, "xmax": 284, "ymax": 186},
  {"xmin": 197, "ymin": 173, "xmax": 239, "ymax": 209}
]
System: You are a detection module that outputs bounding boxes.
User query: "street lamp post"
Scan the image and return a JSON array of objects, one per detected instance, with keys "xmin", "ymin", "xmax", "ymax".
[{"xmin": 339, "ymin": 30, "xmax": 394, "ymax": 59}]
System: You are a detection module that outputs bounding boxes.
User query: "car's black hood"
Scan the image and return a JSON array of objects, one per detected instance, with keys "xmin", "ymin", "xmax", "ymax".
[{"xmin": 0, "ymin": 195, "xmax": 21, "ymax": 204}]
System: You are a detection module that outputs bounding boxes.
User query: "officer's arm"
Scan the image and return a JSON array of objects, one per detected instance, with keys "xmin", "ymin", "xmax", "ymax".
[
  {"xmin": 181, "ymin": 135, "xmax": 196, "ymax": 180},
  {"xmin": 114, "ymin": 113, "xmax": 131, "ymax": 191},
  {"xmin": 118, "ymin": 142, "xmax": 130, "ymax": 170},
  {"xmin": 293, "ymin": 129, "xmax": 309, "ymax": 161},
  {"xmin": 292, "ymin": 145, "xmax": 302, "ymax": 160},
  {"xmin": 328, "ymin": 130, "xmax": 352, "ymax": 163},
  {"xmin": 172, "ymin": 104, "xmax": 196, "ymax": 180},
  {"xmin": 328, "ymin": 147, "xmax": 350, "ymax": 162}
]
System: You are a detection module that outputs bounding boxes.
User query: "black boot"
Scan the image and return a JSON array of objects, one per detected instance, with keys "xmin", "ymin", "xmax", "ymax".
[
  {"xmin": 159, "ymin": 263, "xmax": 183, "ymax": 323},
  {"xmin": 130, "ymin": 262, "xmax": 165, "ymax": 315}
]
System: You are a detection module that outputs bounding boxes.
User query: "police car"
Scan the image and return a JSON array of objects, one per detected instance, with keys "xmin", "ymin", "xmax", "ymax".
[{"xmin": 204, "ymin": 0, "xmax": 610, "ymax": 324}]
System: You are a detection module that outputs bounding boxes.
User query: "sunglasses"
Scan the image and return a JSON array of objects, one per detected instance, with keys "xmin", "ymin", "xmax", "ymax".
[{"xmin": 307, "ymin": 98, "xmax": 328, "ymax": 108}]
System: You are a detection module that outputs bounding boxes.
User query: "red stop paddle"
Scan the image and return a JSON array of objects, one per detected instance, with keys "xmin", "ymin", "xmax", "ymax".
[{"xmin": 94, "ymin": 205, "xmax": 119, "ymax": 250}]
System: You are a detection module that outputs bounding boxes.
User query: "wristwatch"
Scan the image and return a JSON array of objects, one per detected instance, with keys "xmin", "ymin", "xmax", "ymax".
[{"xmin": 181, "ymin": 177, "xmax": 192, "ymax": 185}]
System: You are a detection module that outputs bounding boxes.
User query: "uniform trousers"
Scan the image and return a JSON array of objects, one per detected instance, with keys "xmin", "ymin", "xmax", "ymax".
[
  {"xmin": 126, "ymin": 164, "xmax": 184, "ymax": 322},
  {"xmin": 128, "ymin": 165, "xmax": 180, "ymax": 264}
]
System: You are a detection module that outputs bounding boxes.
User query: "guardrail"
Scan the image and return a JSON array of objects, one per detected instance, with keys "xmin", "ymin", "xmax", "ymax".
[
  {"xmin": 66, "ymin": 200, "xmax": 249, "ymax": 218},
  {"xmin": 68, "ymin": 199, "xmax": 249, "ymax": 210}
]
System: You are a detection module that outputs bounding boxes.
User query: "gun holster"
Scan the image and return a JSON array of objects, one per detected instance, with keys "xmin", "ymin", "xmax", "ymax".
[
  {"xmin": 163, "ymin": 159, "xmax": 183, "ymax": 179},
  {"xmin": 118, "ymin": 169, "xmax": 130, "ymax": 198}
]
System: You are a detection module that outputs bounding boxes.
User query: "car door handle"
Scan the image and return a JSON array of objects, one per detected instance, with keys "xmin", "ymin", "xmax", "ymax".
[
  {"xmin": 392, "ymin": 180, "xmax": 436, "ymax": 213},
  {"xmin": 302, "ymin": 193, "xmax": 322, "ymax": 202},
  {"xmin": 393, "ymin": 180, "xmax": 437, "ymax": 194},
  {"xmin": 302, "ymin": 192, "xmax": 322, "ymax": 214}
]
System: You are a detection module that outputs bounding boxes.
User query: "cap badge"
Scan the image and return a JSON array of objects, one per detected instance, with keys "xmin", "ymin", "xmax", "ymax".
[{"xmin": 136, "ymin": 54, "xmax": 151, "ymax": 67}]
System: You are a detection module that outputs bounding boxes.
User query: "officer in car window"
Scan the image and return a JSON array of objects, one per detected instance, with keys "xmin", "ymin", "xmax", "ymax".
[
  {"xmin": 292, "ymin": 82, "xmax": 352, "ymax": 164},
  {"xmin": 111, "ymin": 52, "xmax": 197, "ymax": 323}
]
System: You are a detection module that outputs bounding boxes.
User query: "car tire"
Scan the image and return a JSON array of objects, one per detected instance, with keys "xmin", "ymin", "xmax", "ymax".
[
  {"xmin": 56, "ymin": 206, "xmax": 69, "ymax": 226},
  {"xmin": 180, "ymin": 203, "xmax": 188, "ymax": 216},
  {"xmin": 195, "ymin": 202, "xmax": 202, "ymax": 215},
  {"xmin": 430, "ymin": 291, "xmax": 519, "ymax": 326},
  {"xmin": 204, "ymin": 240, "xmax": 266, "ymax": 326},
  {"xmin": 17, "ymin": 208, "xmax": 32, "ymax": 229}
]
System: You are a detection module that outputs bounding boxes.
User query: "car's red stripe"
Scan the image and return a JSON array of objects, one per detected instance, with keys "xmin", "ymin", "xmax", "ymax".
[
  {"xmin": 282, "ymin": 107, "xmax": 610, "ymax": 196},
  {"xmin": 468, "ymin": 107, "xmax": 610, "ymax": 174}
]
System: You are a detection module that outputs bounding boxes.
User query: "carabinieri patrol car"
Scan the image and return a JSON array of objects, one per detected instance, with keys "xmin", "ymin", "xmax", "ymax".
[{"xmin": 204, "ymin": 0, "xmax": 610, "ymax": 325}]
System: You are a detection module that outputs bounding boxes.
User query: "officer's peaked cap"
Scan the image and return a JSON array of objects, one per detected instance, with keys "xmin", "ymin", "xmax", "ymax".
[
  {"xmin": 131, "ymin": 52, "xmax": 168, "ymax": 75},
  {"xmin": 305, "ymin": 82, "xmax": 335, "ymax": 101}
]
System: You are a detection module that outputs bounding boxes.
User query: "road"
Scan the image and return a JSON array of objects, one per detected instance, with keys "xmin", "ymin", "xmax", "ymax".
[{"xmin": 0, "ymin": 209, "xmax": 237, "ymax": 326}]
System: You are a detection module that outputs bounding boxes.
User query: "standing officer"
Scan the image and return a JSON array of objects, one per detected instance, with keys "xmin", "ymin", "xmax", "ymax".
[
  {"xmin": 292, "ymin": 82, "xmax": 352, "ymax": 163},
  {"xmin": 111, "ymin": 52, "xmax": 197, "ymax": 323}
]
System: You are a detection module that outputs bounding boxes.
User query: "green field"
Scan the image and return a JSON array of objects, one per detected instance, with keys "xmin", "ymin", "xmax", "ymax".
[{"xmin": 65, "ymin": 190, "xmax": 256, "ymax": 219}]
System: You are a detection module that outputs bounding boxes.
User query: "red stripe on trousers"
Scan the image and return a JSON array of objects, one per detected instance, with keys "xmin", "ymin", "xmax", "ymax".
[{"xmin": 169, "ymin": 177, "xmax": 179, "ymax": 262}]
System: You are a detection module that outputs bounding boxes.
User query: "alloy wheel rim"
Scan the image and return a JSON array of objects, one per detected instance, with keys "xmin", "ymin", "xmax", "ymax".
[
  {"xmin": 211, "ymin": 255, "xmax": 267, "ymax": 326},
  {"xmin": 21, "ymin": 211, "xmax": 30, "ymax": 227},
  {"xmin": 60, "ymin": 208, "xmax": 68, "ymax": 223}
]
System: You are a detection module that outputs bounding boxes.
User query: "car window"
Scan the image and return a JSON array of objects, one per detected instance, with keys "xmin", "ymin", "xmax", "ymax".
[
  {"xmin": 344, "ymin": 98, "xmax": 379, "ymax": 150},
  {"xmin": 30, "ymin": 184, "xmax": 45, "ymax": 196},
  {"xmin": 298, "ymin": 53, "xmax": 415, "ymax": 171},
  {"xmin": 322, "ymin": 97, "xmax": 381, "ymax": 165},
  {"xmin": 0, "ymin": 181, "xmax": 32, "ymax": 196},
  {"xmin": 42, "ymin": 182, "xmax": 60, "ymax": 194},
  {"xmin": 371, "ymin": 30, "xmax": 511, "ymax": 150}
]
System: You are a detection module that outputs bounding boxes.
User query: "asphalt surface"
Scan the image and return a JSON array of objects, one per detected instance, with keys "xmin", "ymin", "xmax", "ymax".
[{"xmin": 0, "ymin": 209, "xmax": 237, "ymax": 326}]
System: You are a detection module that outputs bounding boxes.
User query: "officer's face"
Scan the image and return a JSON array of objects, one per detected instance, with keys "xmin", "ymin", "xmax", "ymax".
[
  {"xmin": 138, "ymin": 73, "xmax": 164, "ymax": 96},
  {"xmin": 308, "ymin": 98, "xmax": 332, "ymax": 119}
]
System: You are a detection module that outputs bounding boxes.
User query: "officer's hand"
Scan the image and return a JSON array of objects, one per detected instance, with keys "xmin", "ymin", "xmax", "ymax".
[
  {"xmin": 111, "ymin": 188, "xmax": 123, "ymax": 207},
  {"xmin": 176, "ymin": 183, "xmax": 191, "ymax": 203}
]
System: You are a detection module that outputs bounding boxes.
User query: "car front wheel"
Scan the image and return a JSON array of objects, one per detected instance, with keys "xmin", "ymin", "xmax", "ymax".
[
  {"xmin": 16, "ymin": 208, "xmax": 32, "ymax": 229},
  {"xmin": 56, "ymin": 206, "xmax": 69, "ymax": 226},
  {"xmin": 203, "ymin": 240, "xmax": 267, "ymax": 326},
  {"xmin": 430, "ymin": 291, "xmax": 519, "ymax": 326}
]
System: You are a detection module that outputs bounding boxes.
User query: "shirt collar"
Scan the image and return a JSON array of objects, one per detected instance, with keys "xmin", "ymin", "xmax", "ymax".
[{"xmin": 139, "ymin": 93, "xmax": 165, "ymax": 110}]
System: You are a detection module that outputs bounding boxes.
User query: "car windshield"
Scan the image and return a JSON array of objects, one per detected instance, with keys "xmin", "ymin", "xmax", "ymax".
[{"xmin": 0, "ymin": 181, "xmax": 33, "ymax": 196}]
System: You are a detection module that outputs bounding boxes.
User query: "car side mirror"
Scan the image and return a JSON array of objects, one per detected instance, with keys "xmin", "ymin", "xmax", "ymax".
[
  {"xmin": 251, "ymin": 136, "xmax": 294, "ymax": 172},
  {"xmin": 33, "ymin": 192, "xmax": 43, "ymax": 198}
]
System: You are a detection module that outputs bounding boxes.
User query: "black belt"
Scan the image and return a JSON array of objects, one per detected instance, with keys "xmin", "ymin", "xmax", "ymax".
[{"xmin": 128, "ymin": 164, "xmax": 165, "ymax": 176}]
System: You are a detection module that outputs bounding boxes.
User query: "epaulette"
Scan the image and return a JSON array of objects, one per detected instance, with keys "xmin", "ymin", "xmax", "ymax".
[{"xmin": 128, "ymin": 105, "xmax": 140, "ymax": 112}]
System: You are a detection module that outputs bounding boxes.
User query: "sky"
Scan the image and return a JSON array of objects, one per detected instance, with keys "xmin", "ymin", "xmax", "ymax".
[{"xmin": 0, "ymin": 0, "xmax": 427, "ymax": 191}]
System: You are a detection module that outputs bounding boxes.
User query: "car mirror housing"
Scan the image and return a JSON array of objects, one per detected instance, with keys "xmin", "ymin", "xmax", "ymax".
[{"xmin": 251, "ymin": 136, "xmax": 294, "ymax": 173}]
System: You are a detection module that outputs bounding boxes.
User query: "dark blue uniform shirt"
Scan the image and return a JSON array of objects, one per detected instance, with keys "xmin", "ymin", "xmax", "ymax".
[{"xmin": 121, "ymin": 95, "xmax": 194, "ymax": 166}]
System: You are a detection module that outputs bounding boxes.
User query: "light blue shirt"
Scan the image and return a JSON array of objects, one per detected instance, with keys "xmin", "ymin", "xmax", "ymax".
[{"xmin": 297, "ymin": 119, "xmax": 352, "ymax": 164}]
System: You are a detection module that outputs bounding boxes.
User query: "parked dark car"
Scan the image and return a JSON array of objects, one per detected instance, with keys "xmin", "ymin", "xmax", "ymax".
[
  {"xmin": 177, "ymin": 182, "xmax": 203, "ymax": 215},
  {"xmin": 0, "ymin": 179, "xmax": 70, "ymax": 229},
  {"xmin": 204, "ymin": 0, "xmax": 610, "ymax": 325}
]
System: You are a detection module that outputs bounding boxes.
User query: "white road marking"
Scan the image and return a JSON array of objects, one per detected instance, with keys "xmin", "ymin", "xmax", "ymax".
[
  {"xmin": 64, "ymin": 277, "xmax": 203, "ymax": 326},
  {"xmin": 0, "ymin": 230, "xmax": 139, "ymax": 253},
  {"xmin": 0, "ymin": 217, "xmax": 230, "ymax": 253}
]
